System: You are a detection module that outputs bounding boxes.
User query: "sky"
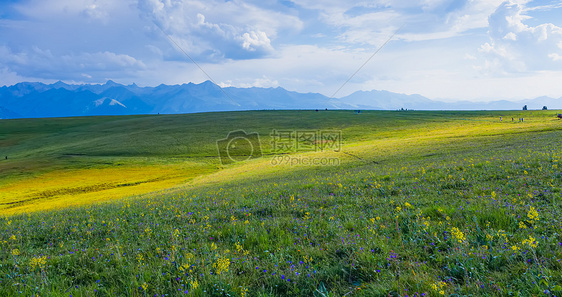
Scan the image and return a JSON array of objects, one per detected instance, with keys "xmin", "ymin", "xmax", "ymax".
[{"xmin": 1, "ymin": 0, "xmax": 562, "ymax": 101}]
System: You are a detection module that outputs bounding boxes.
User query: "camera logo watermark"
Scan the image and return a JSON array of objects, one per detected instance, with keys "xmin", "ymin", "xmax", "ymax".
[
  {"xmin": 216, "ymin": 130, "xmax": 263, "ymax": 165},
  {"xmin": 217, "ymin": 129, "xmax": 341, "ymax": 166}
]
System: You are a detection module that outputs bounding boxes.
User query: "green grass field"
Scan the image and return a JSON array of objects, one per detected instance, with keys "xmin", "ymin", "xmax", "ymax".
[{"xmin": 1, "ymin": 110, "xmax": 562, "ymax": 296}]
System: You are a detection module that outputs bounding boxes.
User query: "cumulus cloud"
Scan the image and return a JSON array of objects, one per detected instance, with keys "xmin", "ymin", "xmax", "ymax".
[
  {"xmin": 242, "ymin": 31, "xmax": 272, "ymax": 51},
  {"xmin": 477, "ymin": 0, "xmax": 562, "ymax": 74},
  {"xmin": 2, "ymin": 0, "xmax": 562, "ymax": 101},
  {"xmin": 137, "ymin": 0, "xmax": 301, "ymax": 60}
]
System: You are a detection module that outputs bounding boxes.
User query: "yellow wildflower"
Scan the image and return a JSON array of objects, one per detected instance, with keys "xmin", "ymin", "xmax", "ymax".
[
  {"xmin": 213, "ymin": 256, "xmax": 230, "ymax": 274},
  {"xmin": 190, "ymin": 279, "xmax": 199, "ymax": 289},
  {"xmin": 29, "ymin": 256, "xmax": 48, "ymax": 271},
  {"xmin": 431, "ymin": 281, "xmax": 447, "ymax": 293},
  {"xmin": 527, "ymin": 206, "xmax": 539, "ymax": 224},
  {"xmin": 522, "ymin": 236, "xmax": 538, "ymax": 248},
  {"xmin": 451, "ymin": 227, "xmax": 466, "ymax": 243},
  {"xmin": 240, "ymin": 287, "xmax": 248, "ymax": 297}
]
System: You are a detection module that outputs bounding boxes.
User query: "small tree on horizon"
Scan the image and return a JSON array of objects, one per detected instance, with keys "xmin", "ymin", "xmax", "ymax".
[
  {"xmin": 543, "ymin": 106, "xmax": 548, "ymax": 110},
  {"xmin": 523, "ymin": 105, "xmax": 528, "ymax": 110}
]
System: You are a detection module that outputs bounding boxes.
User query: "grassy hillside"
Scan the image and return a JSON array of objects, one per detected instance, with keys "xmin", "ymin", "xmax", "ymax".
[
  {"xmin": 1, "ymin": 110, "xmax": 562, "ymax": 296},
  {"xmin": 0, "ymin": 110, "xmax": 555, "ymax": 214}
]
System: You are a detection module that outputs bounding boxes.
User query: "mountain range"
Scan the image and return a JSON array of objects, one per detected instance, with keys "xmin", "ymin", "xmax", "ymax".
[{"xmin": 0, "ymin": 80, "xmax": 560, "ymax": 119}]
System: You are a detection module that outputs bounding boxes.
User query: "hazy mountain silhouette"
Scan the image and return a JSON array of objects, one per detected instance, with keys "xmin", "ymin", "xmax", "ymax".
[
  {"xmin": 0, "ymin": 80, "xmax": 560, "ymax": 119},
  {"xmin": 0, "ymin": 106, "xmax": 21, "ymax": 119},
  {"xmin": 338, "ymin": 90, "xmax": 562, "ymax": 111}
]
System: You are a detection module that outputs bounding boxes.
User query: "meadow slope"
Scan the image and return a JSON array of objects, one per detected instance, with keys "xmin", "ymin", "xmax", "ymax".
[{"xmin": 1, "ymin": 110, "xmax": 562, "ymax": 296}]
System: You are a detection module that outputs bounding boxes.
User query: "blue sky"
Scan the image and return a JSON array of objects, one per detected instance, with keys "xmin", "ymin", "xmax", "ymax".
[{"xmin": 1, "ymin": 0, "xmax": 562, "ymax": 101}]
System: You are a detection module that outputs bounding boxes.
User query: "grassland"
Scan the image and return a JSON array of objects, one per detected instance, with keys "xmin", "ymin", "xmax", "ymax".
[{"xmin": 1, "ymin": 110, "xmax": 562, "ymax": 296}]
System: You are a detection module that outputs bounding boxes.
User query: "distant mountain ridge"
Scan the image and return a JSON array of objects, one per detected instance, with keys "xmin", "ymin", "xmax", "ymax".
[
  {"xmin": 338, "ymin": 90, "xmax": 562, "ymax": 111},
  {"xmin": 0, "ymin": 80, "xmax": 560, "ymax": 119},
  {"xmin": 0, "ymin": 80, "xmax": 356, "ymax": 119}
]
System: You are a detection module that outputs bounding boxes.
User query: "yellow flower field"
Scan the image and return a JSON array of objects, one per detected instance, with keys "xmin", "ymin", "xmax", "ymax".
[{"xmin": 0, "ymin": 164, "xmax": 211, "ymax": 215}]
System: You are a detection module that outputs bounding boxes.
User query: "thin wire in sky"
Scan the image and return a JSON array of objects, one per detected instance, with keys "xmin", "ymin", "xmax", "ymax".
[{"xmin": 329, "ymin": 25, "xmax": 404, "ymax": 99}]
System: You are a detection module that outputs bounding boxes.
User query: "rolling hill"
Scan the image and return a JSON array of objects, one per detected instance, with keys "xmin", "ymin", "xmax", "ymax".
[{"xmin": 1, "ymin": 110, "xmax": 562, "ymax": 296}]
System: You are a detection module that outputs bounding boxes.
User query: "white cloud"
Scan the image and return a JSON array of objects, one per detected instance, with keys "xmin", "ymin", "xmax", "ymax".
[
  {"xmin": 1, "ymin": 0, "xmax": 562, "ymax": 102},
  {"xmin": 14, "ymin": 0, "xmax": 120, "ymax": 22},
  {"xmin": 477, "ymin": 0, "xmax": 562, "ymax": 74},
  {"xmin": 81, "ymin": 3, "xmax": 109, "ymax": 20},
  {"xmin": 503, "ymin": 32, "xmax": 518, "ymax": 40},
  {"xmin": 0, "ymin": 67, "xmax": 28, "ymax": 87},
  {"xmin": 0, "ymin": 46, "xmax": 145, "ymax": 80},
  {"xmin": 69, "ymin": 51, "xmax": 146, "ymax": 70},
  {"xmin": 292, "ymin": 0, "xmax": 506, "ymax": 44},
  {"xmin": 397, "ymin": 0, "xmax": 507, "ymax": 41},
  {"xmin": 137, "ymin": 0, "xmax": 302, "ymax": 60},
  {"xmin": 226, "ymin": 76, "xmax": 280, "ymax": 88},
  {"xmin": 549, "ymin": 53, "xmax": 562, "ymax": 61},
  {"xmin": 242, "ymin": 31, "xmax": 272, "ymax": 52}
]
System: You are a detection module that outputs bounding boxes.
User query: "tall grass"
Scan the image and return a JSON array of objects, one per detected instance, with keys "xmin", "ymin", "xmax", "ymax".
[{"xmin": 1, "ymin": 110, "xmax": 562, "ymax": 296}]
